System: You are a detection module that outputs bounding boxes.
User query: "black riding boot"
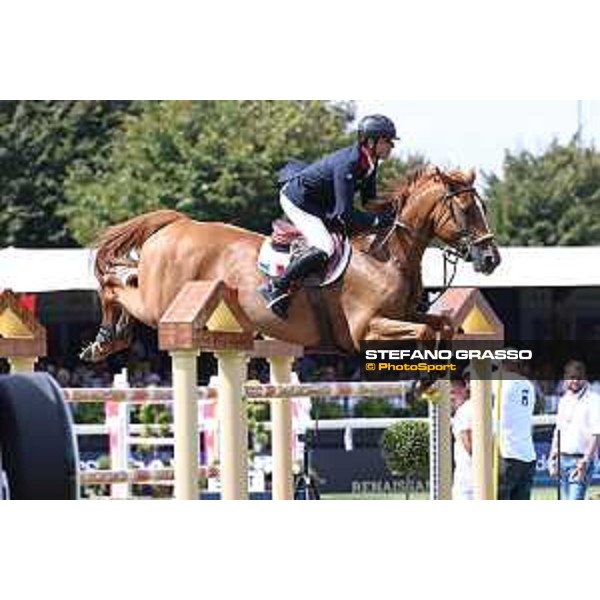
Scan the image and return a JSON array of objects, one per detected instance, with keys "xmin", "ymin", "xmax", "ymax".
[{"xmin": 259, "ymin": 247, "xmax": 329, "ymax": 318}]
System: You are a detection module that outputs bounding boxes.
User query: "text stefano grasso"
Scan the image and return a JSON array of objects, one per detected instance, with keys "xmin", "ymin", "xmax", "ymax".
[{"xmin": 364, "ymin": 349, "xmax": 533, "ymax": 361}]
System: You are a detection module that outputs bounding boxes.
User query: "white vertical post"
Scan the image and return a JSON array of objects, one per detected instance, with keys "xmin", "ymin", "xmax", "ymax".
[
  {"xmin": 216, "ymin": 350, "xmax": 248, "ymax": 500},
  {"xmin": 429, "ymin": 400, "xmax": 441, "ymax": 500},
  {"xmin": 471, "ymin": 358, "xmax": 494, "ymax": 500},
  {"xmin": 171, "ymin": 350, "xmax": 200, "ymax": 500},
  {"xmin": 207, "ymin": 376, "xmax": 220, "ymax": 466},
  {"xmin": 108, "ymin": 368, "xmax": 130, "ymax": 499},
  {"xmin": 268, "ymin": 355, "xmax": 294, "ymax": 500},
  {"xmin": 290, "ymin": 372, "xmax": 311, "ymax": 464},
  {"xmin": 437, "ymin": 376, "xmax": 452, "ymax": 499}
]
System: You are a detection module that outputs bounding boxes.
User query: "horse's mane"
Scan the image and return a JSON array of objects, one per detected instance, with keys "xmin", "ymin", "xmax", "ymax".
[
  {"xmin": 387, "ymin": 165, "xmax": 476, "ymax": 202},
  {"xmin": 353, "ymin": 165, "xmax": 478, "ymax": 253}
]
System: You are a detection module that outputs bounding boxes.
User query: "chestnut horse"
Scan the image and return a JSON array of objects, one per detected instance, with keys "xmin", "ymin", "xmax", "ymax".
[{"xmin": 81, "ymin": 166, "xmax": 500, "ymax": 361}]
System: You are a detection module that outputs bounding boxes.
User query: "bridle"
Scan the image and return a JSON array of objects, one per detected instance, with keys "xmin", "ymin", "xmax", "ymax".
[
  {"xmin": 439, "ymin": 185, "xmax": 495, "ymax": 260},
  {"xmin": 369, "ymin": 177, "xmax": 496, "ymax": 308}
]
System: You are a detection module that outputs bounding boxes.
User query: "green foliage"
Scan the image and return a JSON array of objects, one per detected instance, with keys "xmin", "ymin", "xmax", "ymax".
[
  {"xmin": 485, "ymin": 139, "xmax": 600, "ymax": 245},
  {"xmin": 381, "ymin": 420, "xmax": 429, "ymax": 498},
  {"xmin": 310, "ymin": 399, "xmax": 346, "ymax": 419},
  {"xmin": 139, "ymin": 403, "xmax": 171, "ymax": 439},
  {"xmin": 0, "ymin": 100, "xmax": 425, "ymax": 247},
  {"xmin": 248, "ymin": 402, "xmax": 269, "ymax": 457},
  {"xmin": 353, "ymin": 397, "xmax": 395, "ymax": 417},
  {"xmin": 405, "ymin": 391, "xmax": 429, "ymax": 417},
  {"xmin": 71, "ymin": 401, "xmax": 105, "ymax": 424},
  {"xmin": 63, "ymin": 101, "xmax": 357, "ymax": 243},
  {"xmin": 0, "ymin": 100, "xmax": 138, "ymax": 247}
]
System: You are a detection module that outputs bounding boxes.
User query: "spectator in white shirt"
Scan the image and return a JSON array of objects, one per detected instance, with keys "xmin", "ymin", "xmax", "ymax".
[
  {"xmin": 495, "ymin": 355, "xmax": 537, "ymax": 500},
  {"xmin": 452, "ymin": 376, "xmax": 473, "ymax": 500},
  {"xmin": 548, "ymin": 360, "xmax": 600, "ymax": 500}
]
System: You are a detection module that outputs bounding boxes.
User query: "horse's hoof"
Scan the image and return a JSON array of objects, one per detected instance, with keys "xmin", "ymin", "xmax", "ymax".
[
  {"xmin": 80, "ymin": 342, "xmax": 102, "ymax": 363},
  {"xmin": 80, "ymin": 338, "xmax": 131, "ymax": 362}
]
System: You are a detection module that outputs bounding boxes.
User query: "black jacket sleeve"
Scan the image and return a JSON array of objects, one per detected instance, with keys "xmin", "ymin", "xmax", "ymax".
[{"xmin": 349, "ymin": 208, "xmax": 378, "ymax": 231}]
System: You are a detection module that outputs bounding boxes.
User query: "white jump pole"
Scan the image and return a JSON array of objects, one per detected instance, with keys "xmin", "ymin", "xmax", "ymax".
[
  {"xmin": 216, "ymin": 350, "xmax": 248, "ymax": 500},
  {"xmin": 170, "ymin": 350, "xmax": 200, "ymax": 500},
  {"xmin": 470, "ymin": 358, "xmax": 494, "ymax": 500},
  {"xmin": 108, "ymin": 369, "xmax": 130, "ymax": 499},
  {"xmin": 268, "ymin": 355, "xmax": 294, "ymax": 500}
]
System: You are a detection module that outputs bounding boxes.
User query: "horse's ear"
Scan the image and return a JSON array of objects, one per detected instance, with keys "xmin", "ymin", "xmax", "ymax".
[
  {"xmin": 465, "ymin": 168, "xmax": 476, "ymax": 184},
  {"xmin": 429, "ymin": 165, "xmax": 441, "ymax": 178}
]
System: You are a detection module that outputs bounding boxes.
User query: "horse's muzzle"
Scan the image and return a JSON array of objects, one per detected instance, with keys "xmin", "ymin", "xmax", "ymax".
[{"xmin": 472, "ymin": 242, "xmax": 501, "ymax": 274}]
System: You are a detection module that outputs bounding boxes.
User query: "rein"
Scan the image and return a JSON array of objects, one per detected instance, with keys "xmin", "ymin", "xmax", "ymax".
[{"xmin": 366, "ymin": 179, "xmax": 495, "ymax": 309}]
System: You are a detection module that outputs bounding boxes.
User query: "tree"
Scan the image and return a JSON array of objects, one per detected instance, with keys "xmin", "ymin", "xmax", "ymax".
[
  {"xmin": 485, "ymin": 139, "xmax": 600, "ymax": 246},
  {"xmin": 0, "ymin": 101, "xmax": 138, "ymax": 247},
  {"xmin": 381, "ymin": 420, "xmax": 429, "ymax": 499},
  {"xmin": 63, "ymin": 100, "xmax": 425, "ymax": 244},
  {"xmin": 63, "ymin": 101, "xmax": 357, "ymax": 243}
]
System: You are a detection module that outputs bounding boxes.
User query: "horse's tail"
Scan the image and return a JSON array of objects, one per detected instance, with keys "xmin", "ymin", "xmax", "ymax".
[{"xmin": 93, "ymin": 209, "xmax": 187, "ymax": 281}]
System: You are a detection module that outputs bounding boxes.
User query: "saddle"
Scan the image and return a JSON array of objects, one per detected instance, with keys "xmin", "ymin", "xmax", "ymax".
[
  {"xmin": 258, "ymin": 219, "xmax": 351, "ymax": 285},
  {"xmin": 257, "ymin": 219, "xmax": 352, "ymax": 351},
  {"xmin": 270, "ymin": 218, "xmax": 304, "ymax": 250}
]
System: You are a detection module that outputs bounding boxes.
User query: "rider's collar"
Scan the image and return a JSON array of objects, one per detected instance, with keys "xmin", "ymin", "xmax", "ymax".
[{"xmin": 358, "ymin": 145, "xmax": 376, "ymax": 178}]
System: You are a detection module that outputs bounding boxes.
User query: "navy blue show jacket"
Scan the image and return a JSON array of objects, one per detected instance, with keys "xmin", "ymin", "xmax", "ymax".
[{"xmin": 280, "ymin": 143, "xmax": 378, "ymax": 229}]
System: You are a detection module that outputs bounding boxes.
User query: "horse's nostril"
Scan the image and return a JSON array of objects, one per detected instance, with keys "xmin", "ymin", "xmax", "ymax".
[{"xmin": 484, "ymin": 253, "xmax": 498, "ymax": 272}]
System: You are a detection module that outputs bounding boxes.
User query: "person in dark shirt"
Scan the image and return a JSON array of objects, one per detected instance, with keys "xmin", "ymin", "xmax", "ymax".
[{"xmin": 260, "ymin": 114, "xmax": 399, "ymax": 317}]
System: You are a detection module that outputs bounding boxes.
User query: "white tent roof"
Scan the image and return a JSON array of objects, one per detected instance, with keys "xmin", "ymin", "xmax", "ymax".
[
  {"xmin": 422, "ymin": 246, "xmax": 600, "ymax": 288},
  {"xmin": 1, "ymin": 245, "xmax": 599, "ymax": 293},
  {"xmin": 0, "ymin": 247, "xmax": 98, "ymax": 292}
]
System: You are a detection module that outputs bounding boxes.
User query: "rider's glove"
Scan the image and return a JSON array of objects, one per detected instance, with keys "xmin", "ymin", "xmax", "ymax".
[{"xmin": 373, "ymin": 211, "xmax": 395, "ymax": 229}]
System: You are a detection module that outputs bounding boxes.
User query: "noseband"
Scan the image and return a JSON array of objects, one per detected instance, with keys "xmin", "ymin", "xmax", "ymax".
[{"xmin": 440, "ymin": 186, "xmax": 495, "ymax": 257}]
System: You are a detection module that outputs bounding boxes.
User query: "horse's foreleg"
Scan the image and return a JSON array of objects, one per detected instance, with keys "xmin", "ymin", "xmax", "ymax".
[
  {"xmin": 415, "ymin": 313, "xmax": 455, "ymax": 340},
  {"xmin": 112, "ymin": 285, "xmax": 160, "ymax": 328},
  {"xmin": 364, "ymin": 316, "xmax": 436, "ymax": 341},
  {"xmin": 80, "ymin": 286, "xmax": 131, "ymax": 362}
]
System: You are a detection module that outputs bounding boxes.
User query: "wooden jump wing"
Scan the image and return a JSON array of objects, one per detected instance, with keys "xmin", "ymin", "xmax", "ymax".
[
  {"xmin": 0, "ymin": 289, "xmax": 47, "ymax": 358},
  {"xmin": 433, "ymin": 287, "xmax": 504, "ymax": 341},
  {"xmin": 158, "ymin": 280, "xmax": 254, "ymax": 352}
]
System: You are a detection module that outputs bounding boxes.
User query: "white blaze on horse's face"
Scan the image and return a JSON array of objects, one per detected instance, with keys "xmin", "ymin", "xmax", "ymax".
[
  {"xmin": 449, "ymin": 188, "xmax": 501, "ymax": 274},
  {"xmin": 427, "ymin": 169, "xmax": 501, "ymax": 275}
]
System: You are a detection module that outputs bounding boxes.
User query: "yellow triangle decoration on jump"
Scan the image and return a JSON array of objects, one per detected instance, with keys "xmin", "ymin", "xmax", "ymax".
[
  {"xmin": 205, "ymin": 300, "xmax": 244, "ymax": 333},
  {"xmin": 461, "ymin": 304, "xmax": 496, "ymax": 334},
  {"xmin": 0, "ymin": 306, "xmax": 34, "ymax": 338}
]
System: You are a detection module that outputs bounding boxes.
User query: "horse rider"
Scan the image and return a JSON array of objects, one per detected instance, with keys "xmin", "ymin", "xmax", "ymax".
[{"xmin": 259, "ymin": 114, "xmax": 399, "ymax": 318}]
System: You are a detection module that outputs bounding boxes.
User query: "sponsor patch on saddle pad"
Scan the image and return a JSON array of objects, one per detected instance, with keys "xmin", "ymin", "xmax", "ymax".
[
  {"xmin": 257, "ymin": 236, "xmax": 353, "ymax": 286},
  {"xmin": 258, "ymin": 240, "xmax": 291, "ymax": 278}
]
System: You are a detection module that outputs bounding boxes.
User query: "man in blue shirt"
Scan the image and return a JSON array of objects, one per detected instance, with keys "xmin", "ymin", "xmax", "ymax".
[{"xmin": 260, "ymin": 114, "xmax": 399, "ymax": 318}]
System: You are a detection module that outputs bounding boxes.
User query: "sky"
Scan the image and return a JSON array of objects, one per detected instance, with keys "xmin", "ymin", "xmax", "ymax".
[{"xmin": 356, "ymin": 101, "xmax": 600, "ymax": 177}]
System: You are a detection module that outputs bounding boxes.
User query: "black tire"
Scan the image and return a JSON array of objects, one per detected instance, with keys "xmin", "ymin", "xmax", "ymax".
[{"xmin": 0, "ymin": 373, "xmax": 79, "ymax": 499}]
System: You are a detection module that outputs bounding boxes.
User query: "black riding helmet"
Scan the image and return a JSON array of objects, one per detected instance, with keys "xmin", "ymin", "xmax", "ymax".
[{"xmin": 357, "ymin": 114, "xmax": 399, "ymax": 142}]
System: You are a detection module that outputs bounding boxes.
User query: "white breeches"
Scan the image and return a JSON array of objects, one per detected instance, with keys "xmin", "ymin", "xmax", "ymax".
[{"xmin": 280, "ymin": 193, "xmax": 335, "ymax": 258}]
